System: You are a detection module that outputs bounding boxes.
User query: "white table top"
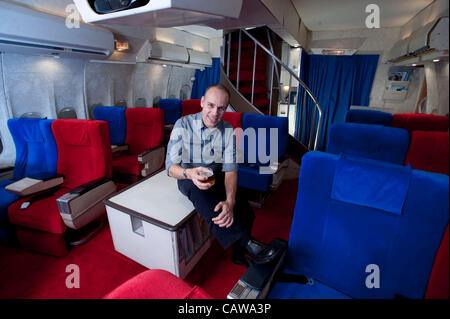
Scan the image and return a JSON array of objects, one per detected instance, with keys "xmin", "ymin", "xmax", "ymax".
[{"xmin": 107, "ymin": 171, "xmax": 195, "ymax": 228}]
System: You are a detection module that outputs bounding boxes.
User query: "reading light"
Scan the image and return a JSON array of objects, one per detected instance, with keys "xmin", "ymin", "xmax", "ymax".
[
  {"xmin": 322, "ymin": 49, "xmax": 345, "ymax": 55},
  {"xmin": 412, "ymin": 63, "xmax": 417, "ymax": 66},
  {"xmin": 432, "ymin": 59, "xmax": 440, "ymax": 62},
  {"xmin": 115, "ymin": 41, "xmax": 129, "ymax": 52}
]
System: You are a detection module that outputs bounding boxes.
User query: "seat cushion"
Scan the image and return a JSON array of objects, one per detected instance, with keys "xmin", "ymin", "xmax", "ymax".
[
  {"xmin": 104, "ymin": 269, "xmax": 212, "ymax": 299},
  {"xmin": 112, "ymin": 154, "xmax": 143, "ymax": 176},
  {"xmin": 8, "ymin": 187, "xmax": 69, "ymax": 234}
]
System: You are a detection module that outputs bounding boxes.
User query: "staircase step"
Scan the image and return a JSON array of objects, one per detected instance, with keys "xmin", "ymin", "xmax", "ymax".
[
  {"xmin": 251, "ymin": 97, "xmax": 270, "ymax": 108},
  {"xmin": 229, "ymin": 71, "xmax": 266, "ymax": 82},
  {"xmin": 225, "ymin": 60, "xmax": 266, "ymax": 71},
  {"xmin": 238, "ymin": 83, "xmax": 267, "ymax": 94}
]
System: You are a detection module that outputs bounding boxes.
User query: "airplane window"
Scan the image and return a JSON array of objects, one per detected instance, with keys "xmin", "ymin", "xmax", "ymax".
[
  {"xmin": 180, "ymin": 84, "xmax": 191, "ymax": 100},
  {"xmin": 115, "ymin": 100, "xmax": 127, "ymax": 107},
  {"xmin": 20, "ymin": 112, "xmax": 43, "ymax": 119},
  {"xmin": 58, "ymin": 108, "xmax": 78, "ymax": 119},
  {"xmin": 0, "ymin": 134, "xmax": 3, "ymax": 155},
  {"xmin": 135, "ymin": 98, "xmax": 146, "ymax": 107}
]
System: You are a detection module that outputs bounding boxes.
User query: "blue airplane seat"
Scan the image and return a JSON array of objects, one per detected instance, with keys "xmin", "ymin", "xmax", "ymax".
[
  {"xmin": 158, "ymin": 98, "xmax": 182, "ymax": 125},
  {"xmin": 238, "ymin": 114, "xmax": 289, "ymax": 192},
  {"xmin": 93, "ymin": 106, "xmax": 127, "ymax": 145},
  {"xmin": 345, "ymin": 109, "xmax": 393, "ymax": 126},
  {"xmin": 268, "ymin": 151, "xmax": 449, "ymax": 299},
  {"xmin": 326, "ymin": 123, "xmax": 410, "ymax": 165},
  {"xmin": 1, "ymin": 118, "xmax": 58, "ymax": 244}
]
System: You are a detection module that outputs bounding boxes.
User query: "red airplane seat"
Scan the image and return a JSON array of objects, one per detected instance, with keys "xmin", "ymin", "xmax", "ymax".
[
  {"xmin": 405, "ymin": 131, "xmax": 449, "ymax": 175},
  {"xmin": 222, "ymin": 112, "xmax": 243, "ymax": 129},
  {"xmin": 112, "ymin": 108, "xmax": 165, "ymax": 182},
  {"xmin": 425, "ymin": 225, "xmax": 449, "ymax": 299},
  {"xmin": 392, "ymin": 113, "xmax": 449, "ymax": 132},
  {"xmin": 104, "ymin": 269, "xmax": 212, "ymax": 299},
  {"xmin": 8, "ymin": 120, "xmax": 114, "ymax": 256},
  {"xmin": 181, "ymin": 99, "xmax": 202, "ymax": 117}
]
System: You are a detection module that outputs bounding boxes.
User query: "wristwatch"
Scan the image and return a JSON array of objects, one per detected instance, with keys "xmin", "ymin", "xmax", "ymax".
[{"xmin": 183, "ymin": 168, "xmax": 187, "ymax": 179}]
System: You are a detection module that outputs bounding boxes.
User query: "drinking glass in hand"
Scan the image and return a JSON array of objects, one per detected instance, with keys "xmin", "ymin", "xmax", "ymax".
[{"xmin": 199, "ymin": 168, "xmax": 215, "ymax": 186}]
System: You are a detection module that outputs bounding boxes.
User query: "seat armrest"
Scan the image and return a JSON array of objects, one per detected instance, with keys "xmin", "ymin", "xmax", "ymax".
[
  {"xmin": 111, "ymin": 144, "xmax": 128, "ymax": 155},
  {"xmin": 57, "ymin": 178, "xmax": 117, "ymax": 229},
  {"xmin": 6, "ymin": 174, "xmax": 64, "ymax": 197},
  {"xmin": 138, "ymin": 145, "xmax": 166, "ymax": 177}
]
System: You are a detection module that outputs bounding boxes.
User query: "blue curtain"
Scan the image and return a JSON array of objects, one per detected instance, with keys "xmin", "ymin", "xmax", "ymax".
[
  {"xmin": 191, "ymin": 57, "xmax": 221, "ymax": 99},
  {"xmin": 295, "ymin": 54, "xmax": 379, "ymax": 150}
]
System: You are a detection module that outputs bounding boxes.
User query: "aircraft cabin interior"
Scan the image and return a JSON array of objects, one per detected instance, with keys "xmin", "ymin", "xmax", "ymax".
[{"xmin": 0, "ymin": 0, "xmax": 448, "ymax": 304}]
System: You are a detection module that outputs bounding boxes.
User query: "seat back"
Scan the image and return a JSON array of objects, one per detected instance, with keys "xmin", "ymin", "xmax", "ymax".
[
  {"xmin": 222, "ymin": 112, "xmax": 243, "ymax": 129},
  {"xmin": 181, "ymin": 99, "xmax": 202, "ymax": 117},
  {"xmin": 405, "ymin": 131, "xmax": 449, "ymax": 175},
  {"xmin": 326, "ymin": 123, "xmax": 410, "ymax": 165},
  {"xmin": 158, "ymin": 99, "xmax": 182, "ymax": 125},
  {"xmin": 52, "ymin": 119, "xmax": 112, "ymax": 189},
  {"xmin": 392, "ymin": 113, "xmax": 449, "ymax": 132},
  {"xmin": 345, "ymin": 109, "xmax": 392, "ymax": 126},
  {"xmin": 125, "ymin": 108, "xmax": 164, "ymax": 155},
  {"xmin": 241, "ymin": 113, "xmax": 288, "ymax": 166},
  {"xmin": 7, "ymin": 118, "xmax": 57, "ymax": 180},
  {"xmin": 93, "ymin": 106, "xmax": 127, "ymax": 145},
  {"xmin": 285, "ymin": 151, "xmax": 448, "ymax": 298}
]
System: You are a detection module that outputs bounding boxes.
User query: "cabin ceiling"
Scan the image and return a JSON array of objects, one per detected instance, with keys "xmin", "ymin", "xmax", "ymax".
[{"xmin": 292, "ymin": 0, "xmax": 434, "ymax": 31}]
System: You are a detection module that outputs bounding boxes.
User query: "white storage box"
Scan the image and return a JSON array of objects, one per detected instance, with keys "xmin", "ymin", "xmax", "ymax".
[{"xmin": 105, "ymin": 170, "xmax": 211, "ymax": 279}]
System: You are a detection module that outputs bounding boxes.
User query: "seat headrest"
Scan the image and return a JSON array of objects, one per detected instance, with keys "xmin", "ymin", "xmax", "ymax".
[
  {"xmin": 392, "ymin": 113, "xmax": 449, "ymax": 132},
  {"xmin": 126, "ymin": 107, "xmax": 164, "ymax": 125},
  {"xmin": 52, "ymin": 119, "xmax": 91, "ymax": 146},
  {"xmin": 327, "ymin": 123, "xmax": 410, "ymax": 165},
  {"xmin": 345, "ymin": 109, "xmax": 393, "ymax": 126},
  {"xmin": 331, "ymin": 154, "xmax": 412, "ymax": 215}
]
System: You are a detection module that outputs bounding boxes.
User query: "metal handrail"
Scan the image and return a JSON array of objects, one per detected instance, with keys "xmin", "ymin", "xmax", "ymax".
[{"xmin": 224, "ymin": 29, "xmax": 323, "ymax": 150}]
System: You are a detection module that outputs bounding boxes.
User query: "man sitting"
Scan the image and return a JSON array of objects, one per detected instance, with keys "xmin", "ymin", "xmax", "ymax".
[{"xmin": 165, "ymin": 84, "xmax": 276, "ymax": 266}]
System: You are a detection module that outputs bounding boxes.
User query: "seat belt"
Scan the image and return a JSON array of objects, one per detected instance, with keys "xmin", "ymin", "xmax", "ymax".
[{"xmin": 20, "ymin": 186, "xmax": 61, "ymax": 209}]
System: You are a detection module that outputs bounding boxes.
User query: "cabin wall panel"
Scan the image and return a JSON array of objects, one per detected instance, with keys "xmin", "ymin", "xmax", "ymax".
[
  {"xmin": 0, "ymin": 54, "xmax": 14, "ymax": 167},
  {"xmin": 133, "ymin": 63, "xmax": 170, "ymax": 107},
  {"xmin": 166, "ymin": 66, "xmax": 195, "ymax": 101},
  {"xmin": 85, "ymin": 62, "xmax": 135, "ymax": 109},
  {"xmin": 0, "ymin": 53, "xmax": 85, "ymax": 167}
]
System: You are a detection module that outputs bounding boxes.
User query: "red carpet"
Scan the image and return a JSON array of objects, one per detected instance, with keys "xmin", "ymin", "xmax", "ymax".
[{"xmin": 0, "ymin": 178, "xmax": 298, "ymax": 299}]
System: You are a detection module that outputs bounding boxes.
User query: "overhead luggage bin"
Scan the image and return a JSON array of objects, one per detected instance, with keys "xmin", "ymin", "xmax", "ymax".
[{"xmin": 73, "ymin": 0, "xmax": 243, "ymax": 27}]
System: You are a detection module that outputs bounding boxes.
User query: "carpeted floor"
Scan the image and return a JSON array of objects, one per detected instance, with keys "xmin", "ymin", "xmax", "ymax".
[{"xmin": 0, "ymin": 178, "xmax": 299, "ymax": 299}]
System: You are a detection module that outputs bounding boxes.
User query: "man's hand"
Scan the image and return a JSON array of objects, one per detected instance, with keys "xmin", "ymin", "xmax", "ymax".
[
  {"xmin": 188, "ymin": 167, "xmax": 214, "ymax": 190},
  {"xmin": 212, "ymin": 200, "xmax": 234, "ymax": 228}
]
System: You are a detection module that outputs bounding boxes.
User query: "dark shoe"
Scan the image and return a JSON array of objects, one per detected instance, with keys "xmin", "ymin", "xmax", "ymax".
[
  {"xmin": 232, "ymin": 243, "xmax": 249, "ymax": 266},
  {"xmin": 244, "ymin": 239, "xmax": 278, "ymax": 265}
]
